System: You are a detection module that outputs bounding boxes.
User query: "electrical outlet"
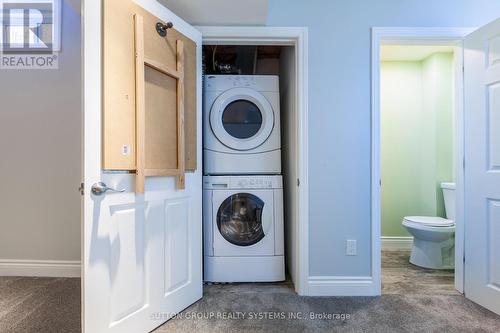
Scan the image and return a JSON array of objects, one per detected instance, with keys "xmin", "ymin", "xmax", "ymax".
[
  {"xmin": 346, "ymin": 240, "xmax": 357, "ymax": 256},
  {"xmin": 122, "ymin": 144, "xmax": 130, "ymax": 156}
]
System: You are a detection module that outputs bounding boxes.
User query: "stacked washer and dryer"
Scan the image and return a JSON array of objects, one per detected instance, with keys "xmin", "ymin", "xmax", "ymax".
[{"xmin": 203, "ymin": 75, "xmax": 285, "ymax": 282}]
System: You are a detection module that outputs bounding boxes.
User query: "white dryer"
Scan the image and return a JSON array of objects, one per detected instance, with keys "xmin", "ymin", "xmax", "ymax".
[
  {"xmin": 203, "ymin": 75, "xmax": 281, "ymax": 175},
  {"xmin": 203, "ymin": 175, "xmax": 285, "ymax": 282}
]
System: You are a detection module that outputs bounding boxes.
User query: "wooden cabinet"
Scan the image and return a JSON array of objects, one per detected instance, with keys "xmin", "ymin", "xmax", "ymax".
[{"xmin": 103, "ymin": 0, "xmax": 197, "ymax": 191}]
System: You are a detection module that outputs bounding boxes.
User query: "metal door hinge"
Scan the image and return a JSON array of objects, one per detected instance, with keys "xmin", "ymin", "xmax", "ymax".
[
  {"xmin": 79, "ymin": 183, "xmax": 84, "ymax": 196},
  {"xmin": 297, "ymin": 178, "xmax": 300, "ymax": 187}
]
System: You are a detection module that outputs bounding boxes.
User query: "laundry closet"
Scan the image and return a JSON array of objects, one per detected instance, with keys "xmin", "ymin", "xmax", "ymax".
[{"xmin": 201, "ymin": 45, "xmax": 298, "ymax": 284}]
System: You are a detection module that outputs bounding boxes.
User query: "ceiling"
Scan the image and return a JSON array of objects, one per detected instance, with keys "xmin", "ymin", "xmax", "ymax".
[
  {"xmin": 381, "ymin": 45, "xmax": 455, "ymax": 62},
  {"xmin": 158, "ymin": 0, "xmax": 268, "ymax": 26}
]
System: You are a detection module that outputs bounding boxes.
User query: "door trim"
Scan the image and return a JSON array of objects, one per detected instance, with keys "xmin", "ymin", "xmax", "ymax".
[
  {"xmin": 198, "ymin": 26, "xmax": 309, "ymax": 295},
  {"xmin": 371, "ymin": 27, "xmax": 475, "ymax": 296}
]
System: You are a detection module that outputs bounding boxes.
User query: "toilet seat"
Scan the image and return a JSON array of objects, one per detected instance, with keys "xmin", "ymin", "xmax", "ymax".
[{"xmin": 403, "ymin": 216, "xmax": 455, "ymax": 227}]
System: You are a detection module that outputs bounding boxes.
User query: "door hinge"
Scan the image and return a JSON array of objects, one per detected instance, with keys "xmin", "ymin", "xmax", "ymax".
[
  {"xmin": 463, "ymin": 255, "xmax": 465, "ymax": 264},
  {"xmin": 297, "ymin": 178, "xmax": 300, "ymax": 187},
  {"xmin": 463, "ymin": 157, "xmax": 466, "ymax": 170},
  {"xmin": 79, "ymin": 183, "xmax": 84, "ymax": 196}
]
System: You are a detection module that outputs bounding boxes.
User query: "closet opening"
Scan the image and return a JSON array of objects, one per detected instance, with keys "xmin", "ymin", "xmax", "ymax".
[{"xmin": 201, "ymin": 43, "xmax": 302, "ymax": 293}]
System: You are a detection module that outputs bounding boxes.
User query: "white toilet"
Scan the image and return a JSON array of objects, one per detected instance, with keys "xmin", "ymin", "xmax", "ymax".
[{"xmin": 402, "ymin": 182, "xmax": 455, "ymax": 269}]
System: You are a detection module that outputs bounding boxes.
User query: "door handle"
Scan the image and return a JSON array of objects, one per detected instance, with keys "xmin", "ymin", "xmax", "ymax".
[{"xmin": 91, "ymin": 182, "xmax": 126, "ymax": 196}]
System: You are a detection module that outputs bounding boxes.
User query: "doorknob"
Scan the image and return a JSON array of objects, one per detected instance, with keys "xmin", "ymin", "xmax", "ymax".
[{"xmin": 91, "ymin": 182, "xmax": 126, "ymax": 196}]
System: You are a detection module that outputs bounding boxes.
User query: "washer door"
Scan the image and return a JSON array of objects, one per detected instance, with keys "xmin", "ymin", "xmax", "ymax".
[
  {"xmin": 210, "ymin": 88, "xmax": 274, "ymax": 151},
  {"xmin": 213, "ymin": 190, "xmax": 275, "ymax": 256}
]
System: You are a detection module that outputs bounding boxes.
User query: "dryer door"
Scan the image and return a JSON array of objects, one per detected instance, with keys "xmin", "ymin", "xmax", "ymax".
[
  {"xmin": 210, "ymin": 88, "xmax": 275, "ymax": 151},
  {"xmin": 212, "ymin": 189, "xmax": 275, "ymax": 256}
]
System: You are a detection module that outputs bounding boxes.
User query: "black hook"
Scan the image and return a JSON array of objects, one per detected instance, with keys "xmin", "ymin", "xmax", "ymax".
[{"xmin": 156, "ymin": 22, "xmax": 173, "ymax": 37}]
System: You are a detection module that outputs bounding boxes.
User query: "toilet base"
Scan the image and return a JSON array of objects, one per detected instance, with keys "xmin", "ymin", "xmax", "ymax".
[{"xmin": 410, "ymin": 237, "xmax": 455, "ymax": 270}]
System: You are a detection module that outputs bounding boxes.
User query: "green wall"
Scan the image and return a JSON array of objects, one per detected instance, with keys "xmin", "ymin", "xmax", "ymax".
[{"xmin": 381, "ymin": 53, "xmax": 454, "ymax": 237}]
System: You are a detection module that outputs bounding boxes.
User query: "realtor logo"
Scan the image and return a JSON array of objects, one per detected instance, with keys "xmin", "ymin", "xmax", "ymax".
[{"xmin": 0, "ymin": 0, "xmax": 61, "ymax": 69}]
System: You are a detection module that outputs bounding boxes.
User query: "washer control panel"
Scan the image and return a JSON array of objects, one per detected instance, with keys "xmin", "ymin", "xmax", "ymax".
[
  {"xmin": 203, "ymin": 175, "xmax": 283, "ymax": 190},
  {"xmin": 235, "ymin": 177, "xmax": 274, "ymax": 189}
]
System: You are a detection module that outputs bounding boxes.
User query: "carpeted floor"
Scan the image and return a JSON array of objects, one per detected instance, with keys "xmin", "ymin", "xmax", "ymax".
[
  {"xmin": 0, "ymin": 277, "xmax": 80, "ymax": 333},
  {"xmin": 155, "ymin": 282, "xmax": 500, "ymax": 333},
  {"xmin": 1, "ymin": 251, "xmax": 500, "ymax": 333},
  {"xmin": 156, "ymin": 251, "xmax": 500, "ymax": 333}
]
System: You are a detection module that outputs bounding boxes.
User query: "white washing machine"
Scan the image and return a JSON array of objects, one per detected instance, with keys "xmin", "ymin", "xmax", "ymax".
[
  {"xmin": 203, "ymin": 175, "xmax": 285, "ymax": 282},
  {"xmin": 203, "ymin": 75, "xmax": 281, "ymax": 175}
]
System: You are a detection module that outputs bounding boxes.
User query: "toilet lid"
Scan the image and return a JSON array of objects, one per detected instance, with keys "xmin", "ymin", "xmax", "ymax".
[{"xmin": 404, "ymin": 216, "xmax": 454, "ymax": 227}]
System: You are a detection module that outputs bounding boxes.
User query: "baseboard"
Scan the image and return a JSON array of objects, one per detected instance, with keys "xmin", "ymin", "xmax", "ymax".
[
  {"xmin": 0, "ymin": 259, "xmax": 81, "ymax": 278},
  {"xmin": 381, "ymin": 236, "xmax": 413, "ymax": 251},
  {"xmin": 307, "ymin": 276, "xmax": 378, "ymax": 296}
]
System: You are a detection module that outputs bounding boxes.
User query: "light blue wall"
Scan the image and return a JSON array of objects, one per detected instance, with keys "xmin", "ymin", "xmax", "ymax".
[{"xmin": 267, "ymin": 0, "xmax": 500, "ymax": 277}]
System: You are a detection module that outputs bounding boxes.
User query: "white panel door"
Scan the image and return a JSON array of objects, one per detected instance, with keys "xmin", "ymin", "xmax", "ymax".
[
  {"xmin": 83, "ymin": 1, "xmax": 202, "ymax": 332},
  {"xmin": 464, "ymin": 17, "xmax": 500, "ymax": 315}
]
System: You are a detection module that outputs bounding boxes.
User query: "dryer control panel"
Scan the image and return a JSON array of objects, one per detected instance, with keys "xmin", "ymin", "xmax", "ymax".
[
  {"xmin": 204, "ymin": 75, "xmax": 279, "ymax": 92},
  {"xmin": 203, "ymin": 175, "xmax": 283, "ymax": 190}
]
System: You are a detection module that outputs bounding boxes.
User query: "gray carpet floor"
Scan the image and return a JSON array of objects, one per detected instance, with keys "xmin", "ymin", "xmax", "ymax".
[
  {"xmin": 156, "ymin": 251, "xmax": 500, "ymax": 333},
  {"xmin": 1, "ymin": 251, "xmax": 500, "ymax": 332},
  {"xmin": 0, "ymin": 277, "xmax": 80, "ymax": 333},
  {"xmin": 155, "ymin": 283, "xmax": 500, "ymax": 333}
]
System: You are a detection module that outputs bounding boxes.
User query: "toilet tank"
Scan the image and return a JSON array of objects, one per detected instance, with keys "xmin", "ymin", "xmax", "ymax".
[{"xmin": 441, "ymin": 182, "xmax": 456, "ymax": 220}]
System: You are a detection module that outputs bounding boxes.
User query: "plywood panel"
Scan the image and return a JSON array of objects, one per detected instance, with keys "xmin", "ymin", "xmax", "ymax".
[
  {"xmin": 135, "ymin": 14, "xmax": 146, "ymax": 193},
  {"xmin": 103, "ymin": 0, "xmax": 136, "ymax": 170},
  {"xmin": 134, "ymin": 4, "xmax": 197, "ymax": 172},
  {"xmin": 144, "ymin": 66, "xmax": 179, "ymax": 170},
  {"xmin": 135, "ymin": 16, "xmax": 185, "ymax": 192},
  {"xmin": 103, "ymin": 0, "xmax": 197, "ymax": 172}
]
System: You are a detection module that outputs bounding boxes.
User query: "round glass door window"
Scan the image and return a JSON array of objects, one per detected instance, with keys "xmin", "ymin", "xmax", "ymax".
[
  {"xmin": 217, "ymin": 193, "xmax": 265, "ymax": 246},
  {"xmin": 222, "ymin": 100, "xmax": 263, "ymax": 139}
]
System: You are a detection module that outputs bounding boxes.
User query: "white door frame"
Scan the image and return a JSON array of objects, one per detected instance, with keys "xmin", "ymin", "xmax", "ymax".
[
  {"xmin": 371, "ymin": 27, "xmax": 475, "ymax": 295},
  {"xmin": 197, "ymin": 26, "xmax": 310, "ymax": 295}
]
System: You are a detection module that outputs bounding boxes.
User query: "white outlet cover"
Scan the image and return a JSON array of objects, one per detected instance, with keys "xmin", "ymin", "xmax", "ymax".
[
  {"xmin": 346, "ymin": 240, "xmax": 357, "ymax": 256},
  {"xmin": 122, "ymin": 144, "xmax": 130, "ymax": 156}
]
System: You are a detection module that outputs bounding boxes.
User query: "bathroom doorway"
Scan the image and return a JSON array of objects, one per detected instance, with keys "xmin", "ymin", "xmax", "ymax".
[
  {"xmin": 380, "ymin": 44, "xmax": 458, "ymax": 294},
  {"xmin": 372, "ymin": 34, "xmax": 468, "ymax": 296}
]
